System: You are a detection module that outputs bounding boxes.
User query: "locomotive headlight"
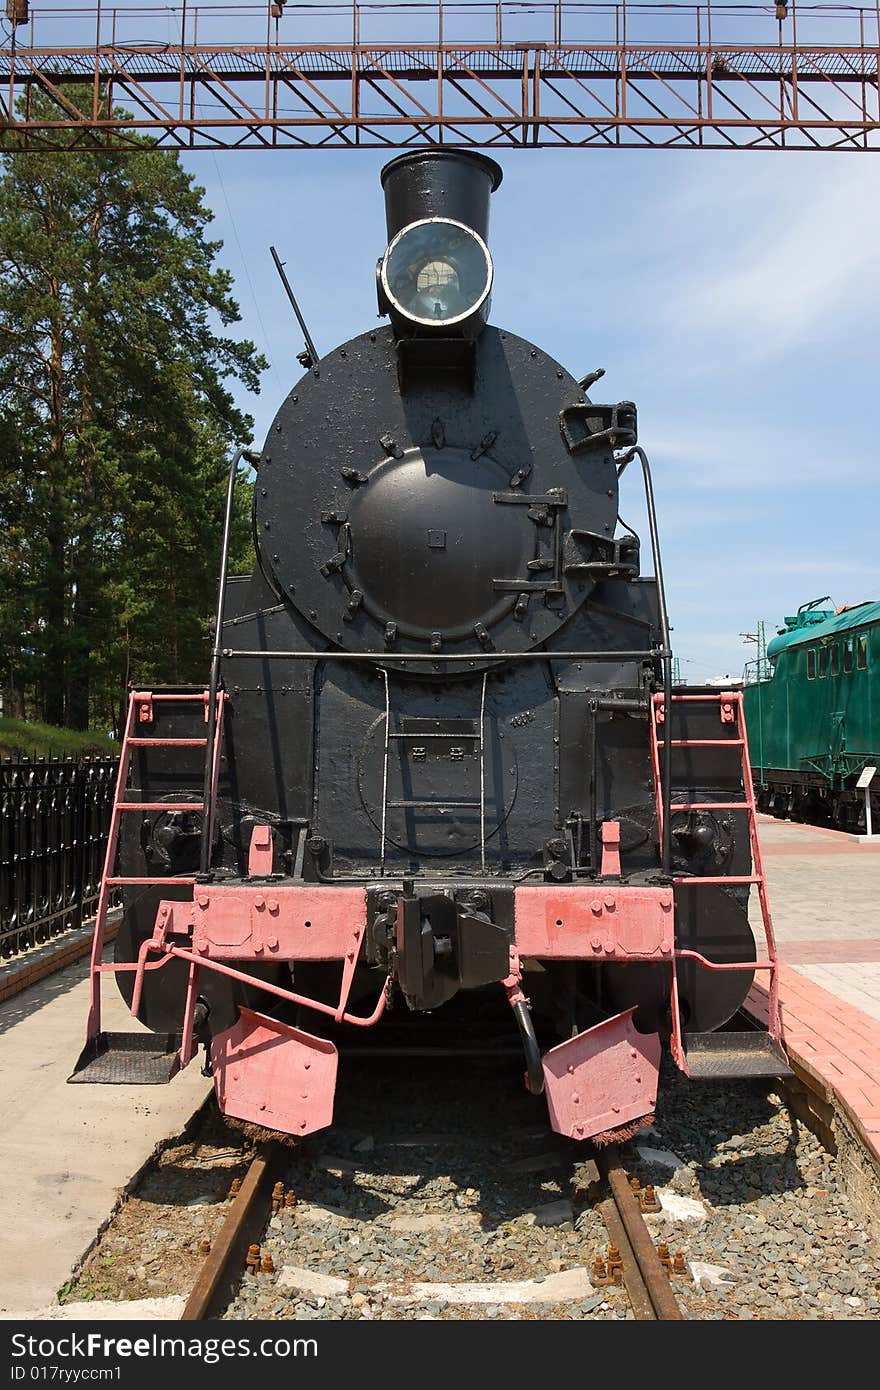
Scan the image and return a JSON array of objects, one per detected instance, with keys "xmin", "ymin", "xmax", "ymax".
[{"xmin": 380, "ymin": 217, "xmax": 493, "ymax": 334}]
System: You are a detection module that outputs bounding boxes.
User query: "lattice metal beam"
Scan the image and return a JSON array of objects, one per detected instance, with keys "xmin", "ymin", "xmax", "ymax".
[{"xmin": 2, "ymin": 2, "xmax": 880, "ymax": 151}]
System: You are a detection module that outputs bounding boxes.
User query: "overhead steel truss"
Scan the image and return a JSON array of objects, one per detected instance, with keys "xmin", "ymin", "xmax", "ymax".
[{"xmin": 3, "ymin": 2, "xmax": 880, "ymax": 151}]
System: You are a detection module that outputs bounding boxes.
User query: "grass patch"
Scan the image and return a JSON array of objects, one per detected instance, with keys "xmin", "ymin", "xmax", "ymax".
[{"xmin": 0, "ymin": 717, "xmax": 116, "ymax": 760}]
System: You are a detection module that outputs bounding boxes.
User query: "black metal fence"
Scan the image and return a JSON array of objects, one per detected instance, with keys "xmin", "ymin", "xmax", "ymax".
[{"xmin": 0, "ymin": 757, "xmax": 119, "ymax": 958}]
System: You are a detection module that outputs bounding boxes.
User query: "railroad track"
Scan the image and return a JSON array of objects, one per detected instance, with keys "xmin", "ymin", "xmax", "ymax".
[
  {"xmin": 180, "ymin": 1134, "xmax": 685, "ymax": 1321},
  {"xmin": 594, "ymin": 1146, "xmax": 684, "ymax": 1321},
  {"xmin": 60, "ymin": 1044, "xmax": 695, "ymax": 1322},
  {"xmin": 61, "ymin": 1054, "xmax": 877, "ymax": 1320},
  {"xmin": 181, "ymin": 1141, "xmax": 287, "ymax": 1321}
]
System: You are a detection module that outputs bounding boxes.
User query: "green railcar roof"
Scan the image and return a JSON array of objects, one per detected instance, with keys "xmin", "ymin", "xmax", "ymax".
[{"xmin": 767, "ymin": 600, "xmax": 880, "ymax": 659}]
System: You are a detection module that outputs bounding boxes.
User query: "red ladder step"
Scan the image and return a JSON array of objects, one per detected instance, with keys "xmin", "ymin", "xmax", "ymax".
[
  {"xmin": 85, "ymin": 688, "xmax": 227, "ymax": 1043},
  {"xmin": 131, "ymin": 692, "xmax": 209, "ymax": 702},
  {"xmin": 106, "ymin": 876, "xmax": 197, "ymax": 886},
  {"xmin": 664, "ymin": 693, "xmax": 737, "ymax": 702},
  {"xmin": 649, "ymin": 687, "xmax": 782, "ymax": 1044},
  {"xmin": 674, "ymin": 874, "xmax": 762, "ymax": 885},
  {"xmin": 668, "ymin": 738, "xmax": 744, "ymax": 748},
  {"xmin": 128, "ymin": 738, "xmax": 208, "ymax": 747}
]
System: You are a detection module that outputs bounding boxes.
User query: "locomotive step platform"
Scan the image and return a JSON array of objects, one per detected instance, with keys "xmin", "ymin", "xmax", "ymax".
[
  {"xmin": 684, "ymin": 1031, "xmax": 792, "ymax": 1081},
  {"xmin": 69, "ymin": 1031, "xmax": 182, "ymax": 1085}
]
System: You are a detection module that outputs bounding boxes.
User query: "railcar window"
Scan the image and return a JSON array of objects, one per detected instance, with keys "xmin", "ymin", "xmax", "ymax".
[
  {"xmin": 857, "ymin": 635, "xmax": 868, "ymax": 670},
  {"xmin": 844, "ymin": 642, "xmax": 854, "ymax": 674},
  {"xmin": 807, "ymin": 649, "xmax": 816, "ymax": 680},
  {"xmin": 831, "ymin": 645, "xmax": 840, "ymax": 677},
  {"xmin": 818, "ymin": 648, "xmax": 828, "ymax": 678}
]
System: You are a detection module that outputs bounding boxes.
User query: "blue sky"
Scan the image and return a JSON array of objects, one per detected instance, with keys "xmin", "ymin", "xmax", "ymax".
[
  {"xmin": 5, "ymin": 4, "xmax": 877, "ymax": 678},
  {"xmin": 186, "ymin": 146, "xmax": 880, "ymax": 679}
]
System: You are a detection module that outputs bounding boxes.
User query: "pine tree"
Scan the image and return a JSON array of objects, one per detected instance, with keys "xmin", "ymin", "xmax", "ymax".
[{"xmin": 0, "ymin": 89, "xmax": 265, "ymax": 729}]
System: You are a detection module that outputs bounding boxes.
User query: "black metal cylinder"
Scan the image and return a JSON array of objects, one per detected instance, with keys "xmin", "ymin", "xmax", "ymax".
[{"xmin": 380, "ymin": 151, "xmax": 503, "ymax": 242}]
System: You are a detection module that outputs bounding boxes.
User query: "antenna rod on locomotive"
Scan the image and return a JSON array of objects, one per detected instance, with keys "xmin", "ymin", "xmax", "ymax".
[{"xmin": 270, "ymin": 245, "xmax": 319, "ymax": 369}]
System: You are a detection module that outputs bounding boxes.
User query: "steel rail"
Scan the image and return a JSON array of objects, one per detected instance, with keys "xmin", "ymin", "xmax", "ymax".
[
  {"xmin": 181, "ymin": 1141, "xmax": 287, "ymax": 1321},
  {"xmin": 595, "ymin": 1144, "xmax": 684, "ymax": 1320}
]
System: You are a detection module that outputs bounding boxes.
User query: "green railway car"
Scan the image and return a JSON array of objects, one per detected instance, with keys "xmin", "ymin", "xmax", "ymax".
[{"xmin": 742, "ymin": 598, "xmax": 879, "ymax": 832}]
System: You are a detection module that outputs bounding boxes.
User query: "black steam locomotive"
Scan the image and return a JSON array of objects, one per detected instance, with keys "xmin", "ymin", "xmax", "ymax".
[{"xmin": 73, "ymin": 153, "xmax": 789, "ymax": 1141}]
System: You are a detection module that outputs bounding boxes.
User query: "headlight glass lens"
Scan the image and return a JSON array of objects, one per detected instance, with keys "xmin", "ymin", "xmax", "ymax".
[{"xmin": 383, "ymin": 219, "xmax": 491, "ymax": 326}]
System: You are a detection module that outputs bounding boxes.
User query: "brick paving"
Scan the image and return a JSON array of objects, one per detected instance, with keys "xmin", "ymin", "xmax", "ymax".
[
  {"xmin": 745, "ymin": 967, "xmax": 880, "ymax": 1162},
  {"xmin": 761, "ymin": 841, "xmax": 880, "ymax": 856},
  {"xmin": 751, "ymin": 817, "xmax": 880, "ymax": 948},
  {"xmin": 779, "ymin": 940, "xmax": 880, "ymax": 965},
  {"xmin": 794, "ymin": 965, "xmax": 880, "ymax": 1021},
  {"xmin": 744, "ymin": 815, "xmax": 880, "ymax": 1164}
]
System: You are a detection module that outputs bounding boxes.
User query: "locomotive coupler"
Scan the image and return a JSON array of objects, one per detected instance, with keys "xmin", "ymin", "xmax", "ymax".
[{"xmin": 367, "ymin": 883, "xmax": 510, "ymax": 1012}]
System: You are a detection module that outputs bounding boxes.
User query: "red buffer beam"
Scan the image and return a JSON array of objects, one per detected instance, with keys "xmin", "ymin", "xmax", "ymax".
[{"xmin": 2, "ymin": 2, "xmax": 880, "ymax": 151}]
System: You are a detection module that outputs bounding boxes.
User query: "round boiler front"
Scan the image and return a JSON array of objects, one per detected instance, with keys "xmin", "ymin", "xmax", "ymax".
[
  {"xmin": 253, "ymin": 324, "xmax": 618, "ymax": 660},
  {"xmin": 345, "ymin": 446, "xmax": 530, "ymax": 641}
]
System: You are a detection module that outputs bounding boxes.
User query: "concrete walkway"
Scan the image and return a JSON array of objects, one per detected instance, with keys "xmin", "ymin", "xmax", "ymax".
[{"xmin": 0, "ymin": 950, "xmax": 210, "ymax": 1315}]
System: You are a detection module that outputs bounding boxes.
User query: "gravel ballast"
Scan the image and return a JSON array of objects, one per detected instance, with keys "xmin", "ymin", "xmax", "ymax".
[
  {"xmin": 61, "ymin": 1043, "xmax": 880, "ymax": 1322},
  {"xmin": 218, "ymin": 1058, "xmax": 880, "ymax": 1322}
]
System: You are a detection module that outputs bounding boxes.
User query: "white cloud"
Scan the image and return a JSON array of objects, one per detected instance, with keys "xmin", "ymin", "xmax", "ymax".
[
  {"xmin": 758, "ymin": 559, "xmax": 879, "ymax": 579},
  {"xmin": 645, "ymin": 415, "xmax": 877, "ymax": 492},
  {"xmin": 649, "ymin": 160, "xmax": 880, "ymax": 360}
]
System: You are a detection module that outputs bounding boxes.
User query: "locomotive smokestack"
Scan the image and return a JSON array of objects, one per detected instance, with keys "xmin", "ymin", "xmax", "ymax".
[
  {"xmin": 376, "ymin": 152, "xmax": 503, "ymax": 339},
  {"xmin": 380, "ymin": 150, "xmax": 503, "ymax": 244}
]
